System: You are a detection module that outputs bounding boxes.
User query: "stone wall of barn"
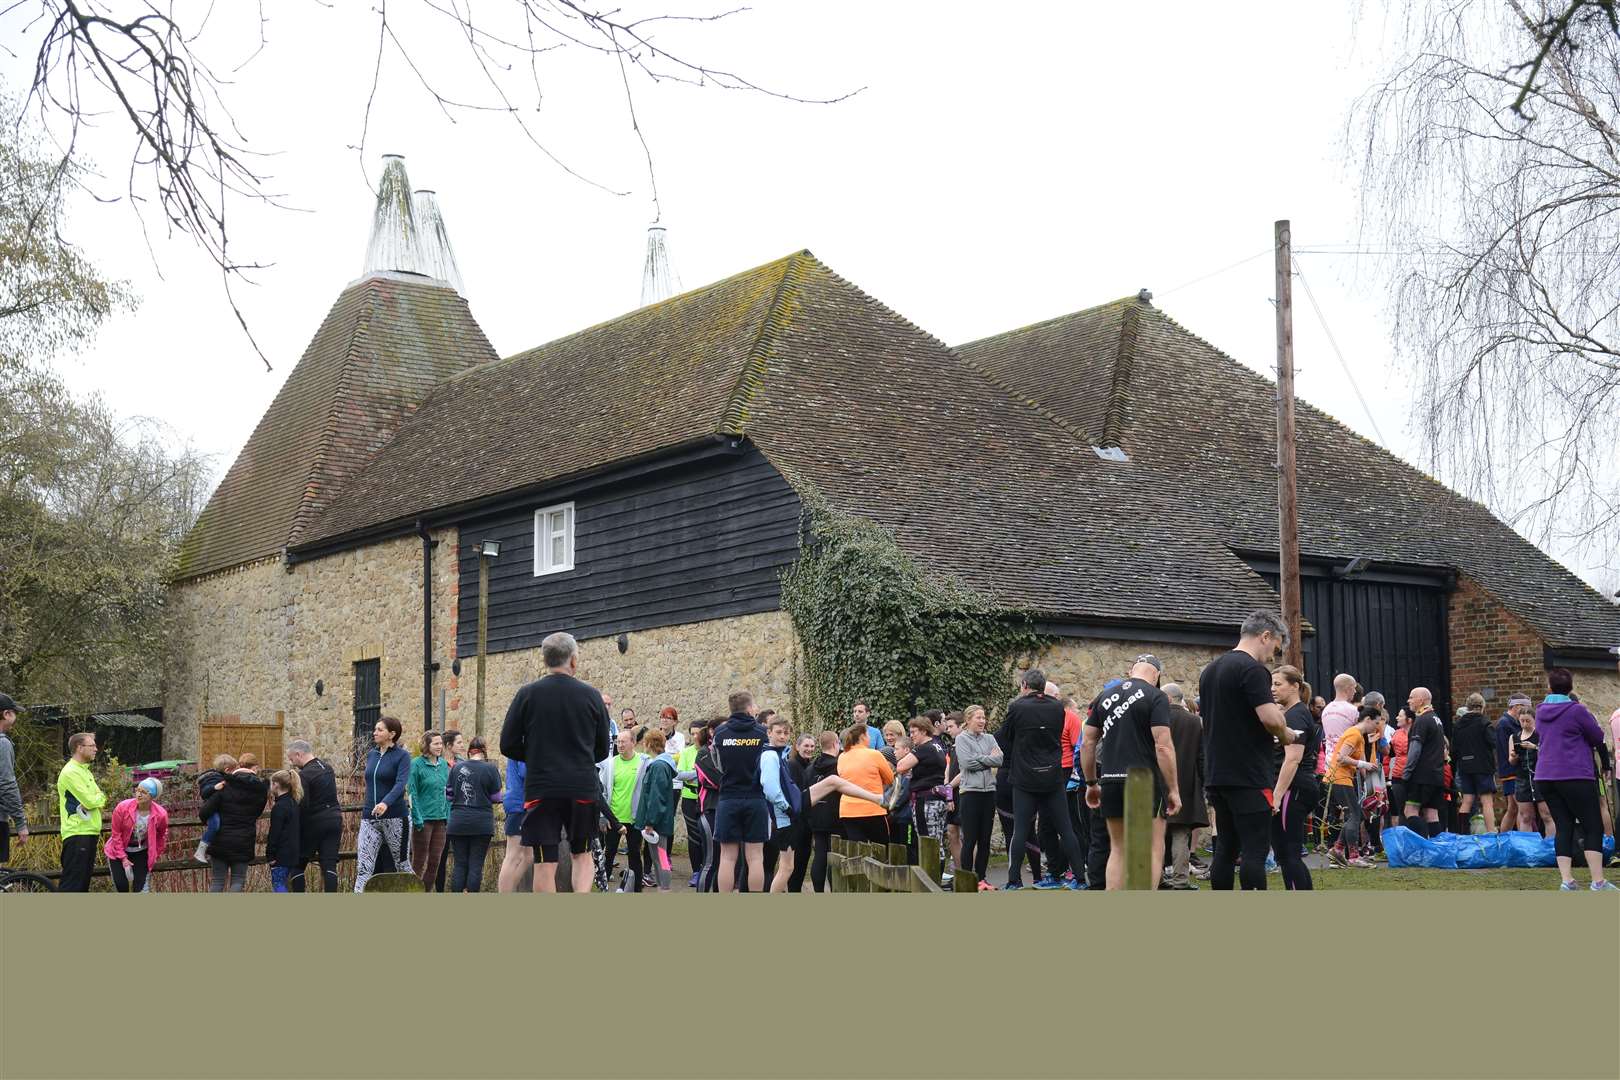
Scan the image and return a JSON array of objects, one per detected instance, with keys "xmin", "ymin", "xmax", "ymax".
[
  {"xmin": 163, "ymin": 528, "xmax": 461, "ymax": 765},
  {"xmin": 1036, "ymin": 638, "xmax": 1227, "ymax": 707}
]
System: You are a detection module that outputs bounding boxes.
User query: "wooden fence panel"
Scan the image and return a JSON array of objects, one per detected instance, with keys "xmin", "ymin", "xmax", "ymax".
[{"xmin": 199, "ymin": 721, "xmax": 284, "ymax": 770}]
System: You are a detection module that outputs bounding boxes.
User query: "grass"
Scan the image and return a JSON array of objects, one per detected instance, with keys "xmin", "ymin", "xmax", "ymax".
[{"xmin": 1311, "ymin": 865, "xmax": 1578, "ymax": 890}]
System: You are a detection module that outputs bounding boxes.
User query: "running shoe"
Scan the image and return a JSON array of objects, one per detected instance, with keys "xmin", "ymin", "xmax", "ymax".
[
  {"xmin": 1003, "ymin": 881, "xmax": 1025, "ymax": 891},
  {"xmin": 1033, "ymin": 876, "xmax": 1062, "ymax": 890},
  {"xmin": 1327, "ymin": 847, "xmax": 1350, "ymax": 868},
  {"xmin": 687, "ymin": 872, "xmax": 701, "ymax": 889},
  {"xmin": 1558, "ymin": 880, "xmax": 1581, "ymax": 891},
  {"xmin": 941, "ymin": 872, "xmax": 954, "ymax": 886},
  {"xmin": 1346, "ymin": 856, "xmax": 1374, "ymax": 868},
  {"xmin": 978, "ymin": 879, "xmax": 997, "ymax": 892},
  {"xmin": 1191, "ymin": 865, "xmax": 1211, "ymax": 880},
  {"xmin": 1265, "ymin": 853, "xmax": 1278, "ymax": 873},
  {"xmin": 1591, "ymin": 880, "xmax": 1619, "ymax": 891},
  {"xmin": 1169, "ymin": 881, "xmax": 1199, "ymax": 890},
  {"xmin": 1062, "ymin": 878, "xmax": 1087, "ymax": 890}
]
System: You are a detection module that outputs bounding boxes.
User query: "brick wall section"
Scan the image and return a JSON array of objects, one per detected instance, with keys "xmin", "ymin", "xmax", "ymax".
[{"xmin": 1448, "ymin": 574, "xmax": 1549, "ymax": 707}]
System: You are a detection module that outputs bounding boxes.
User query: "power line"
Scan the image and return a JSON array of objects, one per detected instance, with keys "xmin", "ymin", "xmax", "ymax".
[
  {"xmin": 1159, "ymin": 247, "xmax": 1273, "ymax": 297},
  {"xmin": 1291, "ymin": 256, "xmax": 1390, "ymax": 449}
]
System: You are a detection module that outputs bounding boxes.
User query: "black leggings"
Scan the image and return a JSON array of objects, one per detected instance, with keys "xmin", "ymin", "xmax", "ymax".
[
  {"xmin": 787, "ymin": 823, "xmax": 814, "ymax": 892},
  {"xmin": 291, "ymin": 813, "xmax": 342, "ymax": 893},
  {"xmin": 1270, "ymin": 784, "xmax": 1314, "ymax": 891},
  {"xmin": 700, "ymin": 809, "xmax": 721, "ymax": 892},
  {"xmin": 1008, "ymin": 788, "xmax": 1084, "ymax": 887},
  {"xmin": 109, "ymin": 850, "xmax": 150, "ymax": 893},
  {"xmin": 449, "ymin": 833, "xmax": 492, "ymax": 892},
  {"xmin": 682, "ymin": 799, "xmax": 706, "ymax": 878},
  {"xmin": 809, "ymin": 830, "xmax": 834, "ymax": 892},
  {"xmin": 841, "ymin": 816, "xmax": 889, "ymax": 845},
  {"xmin": 1539, "ymin": 779, "xmax": 1605, "ymax": 859},
  {"xmin": 1209, "ymin": 788, "xmax": 1272, "ymax": 890},
  {"xmin": 958, "ymin": 791, "xmax": 995, "ymax": 882},
  {"xmin": 602, "ymin": 827, "xmax": 644, "ymax": 891}
]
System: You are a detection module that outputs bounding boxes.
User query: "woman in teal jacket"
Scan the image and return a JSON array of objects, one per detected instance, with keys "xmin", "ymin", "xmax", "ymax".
[
  {"xmin": 633, "ymin": 729, "xmax": 679, "ymax": 892},
  {"xmin": 408, "ymin": 730, "xmax": 451, "ymax": 892}
]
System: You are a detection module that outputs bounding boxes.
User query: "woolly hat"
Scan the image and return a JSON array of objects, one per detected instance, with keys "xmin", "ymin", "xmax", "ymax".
[{"xmin": 137, "ymin": 777, "xmax": 162, "ymax": 799}]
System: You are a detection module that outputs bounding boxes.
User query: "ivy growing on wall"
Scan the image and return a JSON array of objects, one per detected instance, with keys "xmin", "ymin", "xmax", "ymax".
[{"xmin": 779, "ymin": 495, "xmax": 1051, "ymax": 730}]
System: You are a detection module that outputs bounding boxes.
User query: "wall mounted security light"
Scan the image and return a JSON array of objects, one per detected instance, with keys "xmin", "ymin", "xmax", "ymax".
[{"xmin": 479, "ymin": 540, "xmax": 501, "ymax": 558}]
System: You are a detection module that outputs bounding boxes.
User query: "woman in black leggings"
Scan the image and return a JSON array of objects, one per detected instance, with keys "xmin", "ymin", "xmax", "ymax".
[
  {"xmin": 1532, "ymin": 669, "xmax": 1616, "ymax": 891},
  {"xmin": 953, "ymin": 705, "xmax": 1002, "ymax": 890},
  {"xmin": 694, "ymin": 727, "xmax": 724, "ymax": 892},
  {"xmin": 1268, "ymin": 667, "xmax": 1319, "ymax": 890}
]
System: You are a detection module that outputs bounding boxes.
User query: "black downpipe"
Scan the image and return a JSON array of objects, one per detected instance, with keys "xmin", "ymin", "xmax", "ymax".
[{"xmin": 418, "ymin": 520, "xmax": 433, "ymax": 732}]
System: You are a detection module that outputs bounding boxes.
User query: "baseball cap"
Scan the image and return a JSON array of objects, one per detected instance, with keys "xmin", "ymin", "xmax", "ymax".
[
  {"xmin": 1134, "ymin": 654, "xmax": 1164, "ymax": 672},
  {"xmin": 0, "ymin": 692, "xmax": 17, "ymax": 714},
  {"xmin": 1508, "ymin": 694, "xmax": 1532, "ymax": 706}
]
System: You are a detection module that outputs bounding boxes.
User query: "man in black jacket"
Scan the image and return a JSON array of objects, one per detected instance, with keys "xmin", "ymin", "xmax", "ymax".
[
  {"xmin": 500, "ymin": 631, "xmax": 613, "ymax": 893},
  {"xmin": 998, "ymin": 668, "xmax": 1087, "ymax": 890},
  {"xmin": 286, "ymin": 739, "xmax": 343, "ymax": 892},
  {"xmin": 1451, "ymin": 693, "xmax": 1497, "ymax": 834},
  {"xmin": 713, "ymin": 690, "xmax": 770, "ymax": 893}
]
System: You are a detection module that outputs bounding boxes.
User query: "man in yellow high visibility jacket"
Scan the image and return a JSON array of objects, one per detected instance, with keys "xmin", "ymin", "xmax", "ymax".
[{"xmin": 57, "ymin": 731, "xmax": 107, "ymax": 892}]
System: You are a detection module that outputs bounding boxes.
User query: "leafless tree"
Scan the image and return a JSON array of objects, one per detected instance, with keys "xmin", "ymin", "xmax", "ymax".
[
  {"xmin": 1354, "ymin": 0, "xmax": 1620, "ymax": 573},
  {"xmin": 5, "ymin": 1, "xmax": 860, "ymax": 368}
]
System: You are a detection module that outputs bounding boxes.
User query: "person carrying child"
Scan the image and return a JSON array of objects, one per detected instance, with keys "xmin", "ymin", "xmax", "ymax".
[{"xmin": 193, "ymin": 754, "xmax": 236, "ymax": 864}]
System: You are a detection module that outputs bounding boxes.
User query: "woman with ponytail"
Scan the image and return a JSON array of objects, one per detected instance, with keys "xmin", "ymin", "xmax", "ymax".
[{"xmin": 1269, "ymin": 665, "xmax": 1320, "ymax": 889}]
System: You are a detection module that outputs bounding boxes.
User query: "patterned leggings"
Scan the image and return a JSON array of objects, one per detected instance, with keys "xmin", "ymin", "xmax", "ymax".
[{"xmin": 354, "ymin": 818, "xmax": 413, "ymax": 893}]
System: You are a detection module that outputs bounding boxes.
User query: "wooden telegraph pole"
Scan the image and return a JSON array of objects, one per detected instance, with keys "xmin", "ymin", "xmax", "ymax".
[
  {"xmin": 1274, "ymin": 220, "xmax": 1304, "ymax": 670},
  {"xmin": 476, "ymin": 544, "xmax": 491, "ymax": 737}
]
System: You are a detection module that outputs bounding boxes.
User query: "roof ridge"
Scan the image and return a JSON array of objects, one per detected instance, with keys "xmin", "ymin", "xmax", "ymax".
[
  {"xmin": 1098, "ymin": 301, "xmax": 1142, "ymax": 448},
  {"xmin": 953, "ymin": 295, "xmax": 1141, "ymax": 352},
  {"xmin": 284, "ymin": 284, "xmax": 378, "ymax": 551},
  {"xmin": 718, "ymin": 251, "xmax": 805, "ymax": 434}
]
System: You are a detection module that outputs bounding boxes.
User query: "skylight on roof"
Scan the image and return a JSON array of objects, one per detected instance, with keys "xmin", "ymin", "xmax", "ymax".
[{"xmin": 1092, "ymin": 446, "xmax": 1130, "ymax": 463}]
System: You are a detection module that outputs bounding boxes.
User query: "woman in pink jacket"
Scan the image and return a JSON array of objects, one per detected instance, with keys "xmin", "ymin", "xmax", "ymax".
[{"xmin": 104, "ymin": 778, "xmax": 169, "ymax": 893}]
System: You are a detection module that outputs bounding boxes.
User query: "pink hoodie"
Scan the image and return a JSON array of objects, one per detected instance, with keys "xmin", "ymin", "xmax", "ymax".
[{"xmin": 103, "ymin": 798, "xmax": 169, "ymax": 868}]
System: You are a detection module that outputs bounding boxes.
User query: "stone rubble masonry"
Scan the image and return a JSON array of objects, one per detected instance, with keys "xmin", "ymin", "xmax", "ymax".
[
  {"xmin": 1036, "ymin": 639, "xmax": 1226, "ymax": 709},
  {"xmin": 164, "ymin": 528, "xmax": 461, "ymax": 765}
]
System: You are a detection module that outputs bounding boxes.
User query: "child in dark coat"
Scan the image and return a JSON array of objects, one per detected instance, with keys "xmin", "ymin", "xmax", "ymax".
[
  {"xmin": 265, "ymin": 769, "xmax": 303, "ymax": 893},
  {"xmin": 193, "ymin": 753, "xmax": 236, "ymax": 863}
]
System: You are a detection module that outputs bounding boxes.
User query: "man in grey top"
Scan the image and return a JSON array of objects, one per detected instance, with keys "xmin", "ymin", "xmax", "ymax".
[
  {"xmin": 0, "ymin": 693, "xmax": 27, "ymax": 863},
  {"xmin": 1160, "ymin": 683, "xmax": 1206, "ymax": 890}
]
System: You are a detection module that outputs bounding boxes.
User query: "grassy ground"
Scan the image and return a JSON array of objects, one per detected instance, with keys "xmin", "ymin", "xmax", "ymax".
[{"xmin": 1309, "ymin": 865, "xmax": 1573, "ymax": 890}]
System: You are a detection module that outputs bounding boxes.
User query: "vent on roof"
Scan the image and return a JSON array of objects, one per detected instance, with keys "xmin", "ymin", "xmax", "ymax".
[
  {"xmin": 363, "ymin": 155, "xmax": 424, "ymax": 279},
  {"xmin": 1137, "ymin": 288, "xmax": 1153, "ymax": 304},
  {"xmin": 640, "ymin": 225, "xmax": 682, "ymax": 306},
  {"xmin": 412, "ymin": 190, "xmax": 465, "ymax": 295},
  {"xmin": 1092, "ymin": 445, "xmax": 1130, "ymax": 463}
]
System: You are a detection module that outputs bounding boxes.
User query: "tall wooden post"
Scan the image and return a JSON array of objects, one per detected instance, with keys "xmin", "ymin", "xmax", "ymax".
[
  {"xmin": 476, "ymin": 549, "xmax": 490, "ymax": 737},
  {"xmin": 1274, "ymin": 220, "xmax": 1305, "ymax": 670},
  {"xmin": 1123, "ymin": 767, "xmax": 1154, "ymax": 890}
]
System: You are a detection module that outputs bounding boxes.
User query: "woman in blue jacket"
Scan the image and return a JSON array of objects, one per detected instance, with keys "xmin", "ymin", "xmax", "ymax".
[
  {"xmin": 497, "ymin": 755, "xmax": 531, "ymax": 892},
  {"xmin": 354, "ymin": 716, "xmax": 414, "ymax": 892}
]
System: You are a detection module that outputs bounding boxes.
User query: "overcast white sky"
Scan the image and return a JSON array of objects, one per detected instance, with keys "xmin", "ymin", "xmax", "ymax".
[{"xmin": 4, "ymin": 1, "xmax": 1609, "ymax": 590}]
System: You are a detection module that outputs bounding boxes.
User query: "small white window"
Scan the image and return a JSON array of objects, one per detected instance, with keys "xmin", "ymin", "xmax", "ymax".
[{"xmin": 533, "ymin": 502, "xmax": 575, "ymax": 576}]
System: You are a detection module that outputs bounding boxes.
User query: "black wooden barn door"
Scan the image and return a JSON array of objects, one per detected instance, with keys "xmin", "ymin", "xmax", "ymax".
[
  {"xmin": 1253, "ymin": 563, "xmax": 1452, "ymax": 722},
  {"xmin": 353, "ymin": 659, "xmax": 381, "ymax": 768}
]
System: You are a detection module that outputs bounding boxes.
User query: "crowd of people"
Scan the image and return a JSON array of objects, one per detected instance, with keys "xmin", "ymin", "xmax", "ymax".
[{"xmin": 3, "ymin": 610, "xmax": 1617, "ymax": 893}]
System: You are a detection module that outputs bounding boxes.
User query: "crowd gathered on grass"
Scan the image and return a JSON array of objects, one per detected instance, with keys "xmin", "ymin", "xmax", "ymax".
[{"xmin": 2, "ymin": 610, "xmax": 1617, "ymax": 894}]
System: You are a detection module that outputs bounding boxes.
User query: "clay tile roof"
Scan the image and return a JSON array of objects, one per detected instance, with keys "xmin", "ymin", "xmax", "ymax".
[
  {"xmin": 175, "ymin": 276, "xmax": 497, "ymax": 579},
  {"xmin": 299, "ymin": 252, "xmax": 1281, "ymax": 629},
  {"xmin": 959, "ymin": 298, "xmax": 1620, "ymax": 651}
]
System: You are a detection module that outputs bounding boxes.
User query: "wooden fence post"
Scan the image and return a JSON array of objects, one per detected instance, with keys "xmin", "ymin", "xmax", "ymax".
[
  {"xmin": 1124, "ymin": 767, "xmax": 1154, "ymax": 890},
  {"xmin": 918, "ymin": 836, "xmax": 942, "ymax": 884}
]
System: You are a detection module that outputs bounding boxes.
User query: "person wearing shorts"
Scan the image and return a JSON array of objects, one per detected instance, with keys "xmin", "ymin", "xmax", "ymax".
[
  {"xmin": 713, "ymin": 690, "xmax": 771, "ymax": 892},
  {"xmin": 1080, "ymin": 656, "xmax": 1178, "ymax": 890},
  {"xmin": 499, "ymin": 631, "xmax": 613, "ymax": 893},
  {"xmin": 1400, "ymin": 688, "xmax": 1448, "ymax": 838}
]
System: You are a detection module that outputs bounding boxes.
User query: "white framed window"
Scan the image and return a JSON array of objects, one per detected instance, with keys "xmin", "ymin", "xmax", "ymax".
[{"xmin": 533, "ymin": 502, "xmax": 575, "ymax": 576}]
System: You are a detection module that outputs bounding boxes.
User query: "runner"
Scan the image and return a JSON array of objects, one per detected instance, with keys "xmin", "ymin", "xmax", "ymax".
[
  {"xmin": 954, "ymin": 705, "xmax": 1001, "ymax": 890},
  {"xmin": 785, "ymin": 734, "xmax": 818, "ymax": 892},
  {"xmin": 713, "ymin": 691, "xmax": 771, "ymax": 893},
  {"xmin": 805, "ymin": 731, "xmax": 843, "ymax": 892},
  {"xmin": 633, "ymin": 729, "xmax": 679, "ymax": 892},
  {"xmin": 1001, "ymin": 668, "xmax": 1087, "ymax": 891},
  {"xmin": 264, "ymin": 769, "xmax": 302, "ymax": 893},
  {"xmin": 104, "ymin": 778, "xmax": 168, "ymax": 894},
  {"xmin": 447, "ymin": 737, "xmax": 503, "ymax": 892},
  {"xmin": 854, "ymin": 701, "xmax": 886, "ymax": 751},
  {"xmin": 1452, "ymin": 693, "xmax": 1498, "ymax": 833},
  {"xmin": 1268, "ymin": 665, "xmax": 1319, "ymax": 889},
  {"xmin": 1400, "ymin": 687, "xmax": 1448, "ymax": 838},
  {"xmin": 56, "ymin": 732, "xmax": 105, "ymax": 892},
  {"xmin": 499, "ymin": 631, "xmax": 613, "ymax": 894},
  {"xmin": 408, "ymin": 730, "xmax": 451, "ymax": 892},
  {"xmin": 355, "ymin": 716, "xmax": 413, "ymax": 892},
  {"xmin": 286, "ymin": 740, "xmax": 342, "ymax": 893},
  {"xmin": 0, "ymin": 693, "xmax": 25, "ymax": 865},
  {"xmin": 894, "ymin": 716, "xmax": 949, "ymax": 865},
  {"xmin": 1319, "ymin": 675, "xmax": 1359, "ymax": 780},
  {"xmin": 838, "ymin": 724, "xmax": 893, "ymax": 845},
  {"xmin": 1198, "ymin": 611, "xmax": 1299, "ymax": 891},
  {"xmin": 1532, "ymin": 669, "xmax": 1616, "ymax": 890},
  {"xmin": 598, "ymin": 728, "xmax": 650, "ymax": 892},
  {"xmin": 1326, "ymin": 707, "xmax": 1381, "ymax": 868},
  {"xmin": 675, "ymin": 721, "xmax": 706, "ymax": 888},
  {"xmin": 1494, "ymin": 697, "xmax": 1529, "ymax": 832},
  {"xmin": 497, "ymin": 754, "xmax": 532, "ymax": 893},
  {"xmin": 1079, "ymin": 656, "xmax": 1179, "ymax": 890}
]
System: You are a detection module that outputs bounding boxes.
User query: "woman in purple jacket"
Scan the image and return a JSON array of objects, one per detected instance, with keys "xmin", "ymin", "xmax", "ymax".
[{"xmin": 1533, "ymin": 668, "xmax": 1617, "ymax": 891}]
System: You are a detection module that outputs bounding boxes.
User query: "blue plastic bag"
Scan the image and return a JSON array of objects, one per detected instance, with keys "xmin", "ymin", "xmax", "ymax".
[
  {"xmin": 1454, "ymin": 833, "xmax": 1506, "ymax": 869},
  {"xmin": 1383, "ymin": 826, "xmax": 1456, "ymax": 869},
  {"xmin": 1502, "ymin": 830, "xmax": 1555, "ymax": 868}
]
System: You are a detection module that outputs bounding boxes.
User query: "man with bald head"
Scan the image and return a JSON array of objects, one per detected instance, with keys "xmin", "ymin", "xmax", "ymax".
[
  {"xmin": 1401, "ymin": 687, "xmax": 1448, "ymax": 837},
  {"xmin": 1081, "ymin": 656, "xmax": 1180, "ymax": 889},
  {"xmin": 1320, "ymin": 675, "xmax": 1360, "ymax": 781}
]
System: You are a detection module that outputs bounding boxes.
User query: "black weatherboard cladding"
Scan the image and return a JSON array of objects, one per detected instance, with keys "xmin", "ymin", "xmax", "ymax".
[
  {"xmin": 1254, "ymin": 565, "xmax": 1452, "ymax": 725},
  {"xmin": 455, "ymin": 446, "xmax": 801, "ymax": 656}
]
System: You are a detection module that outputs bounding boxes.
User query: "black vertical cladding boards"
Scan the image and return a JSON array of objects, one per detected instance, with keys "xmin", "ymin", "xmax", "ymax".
[
  {"xmin": 1259, "ymin": 568, "xmax": 1452, "ymax": 723},
  {"xmin": 454, "ymin": 447, "xmax": 803, "ymax": 657}
]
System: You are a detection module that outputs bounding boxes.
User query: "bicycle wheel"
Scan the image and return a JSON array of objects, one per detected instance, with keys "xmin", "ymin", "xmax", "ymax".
[{"xmin": 0, "ymin": 869, "xmax": 57, "ymax": 893}]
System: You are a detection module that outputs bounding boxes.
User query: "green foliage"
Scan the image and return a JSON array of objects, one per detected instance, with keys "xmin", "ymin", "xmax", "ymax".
[{"xmin": 779, "ymin": 496, "xmax": 1050, "ymax": 731}]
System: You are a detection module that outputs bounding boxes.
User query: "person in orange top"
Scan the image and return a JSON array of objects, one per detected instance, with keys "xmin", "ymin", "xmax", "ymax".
[
  {"xmin": 1326, "ymin": 708, "xmax": 1381, "ymax": 867},
  {"xmin": 838, "ymin": 723, "xmax": 894, "ymax": 845}
]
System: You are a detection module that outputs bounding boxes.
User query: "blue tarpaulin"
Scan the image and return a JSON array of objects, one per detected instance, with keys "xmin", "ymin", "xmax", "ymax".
[{"xmin": 1383, "ymin": 826, "xmax": 1616, "ymax": 869}]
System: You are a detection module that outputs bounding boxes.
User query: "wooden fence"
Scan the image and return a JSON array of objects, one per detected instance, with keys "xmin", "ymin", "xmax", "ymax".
[{"xmin": 198, "ymin": 718, "xmax": 284, "ymax": 770}]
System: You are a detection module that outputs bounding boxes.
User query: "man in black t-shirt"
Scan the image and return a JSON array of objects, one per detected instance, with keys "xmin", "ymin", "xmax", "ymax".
[
  {"xmin": 1198, "ymin": 611, "xmax": 1300, "ymax": 891},
  {"xmin": 1401, "ymin": 687, "xmax": 1448, "ymax": 838},
  {"xmin": 897, "ymin": 715, "xmax": 949, "ymax": 863},
  {"xmin": 1079, "ymin": 656, "xmax": 1181, "ymax": 890},
  {"xmin": 499, "ymin": 631, "xmax": 613, "ymax": 893}
]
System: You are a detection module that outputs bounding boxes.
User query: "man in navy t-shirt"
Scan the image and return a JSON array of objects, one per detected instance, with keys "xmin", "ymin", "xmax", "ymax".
[{"xmin": 713, "ymin": 689, "xmax": 771, "ymax": 892}]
